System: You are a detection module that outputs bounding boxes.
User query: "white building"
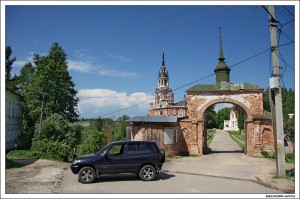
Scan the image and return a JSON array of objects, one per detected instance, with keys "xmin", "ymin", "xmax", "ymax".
[
  {"xmin": 224, "ymin": 110, "xmax": 239, "ymax": 131},
  {"xmin": 5, "ymin": 88, "xmax": 23, "ymax": 151}
]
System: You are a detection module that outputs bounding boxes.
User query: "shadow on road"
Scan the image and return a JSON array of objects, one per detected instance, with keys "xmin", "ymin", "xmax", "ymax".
[
  {"xmin": 93, "ymin": 172, "xmax": 175, "ymax": 183},
  {"xmin": 7, "ymin": 157, "xmax": 40, "ymax": 168},
  {"xmin": 204, "ymin": 148, "xmax": 244, "ymax": 154}
]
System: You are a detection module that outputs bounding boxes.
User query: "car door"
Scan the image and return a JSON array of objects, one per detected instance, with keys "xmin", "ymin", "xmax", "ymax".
[
  {"xmin": 123, "ymin": 143, "xmax": 150, "ymax": 173},
  {"xmin": 95, "ymin": 143, "xmax": 125, "ymax": 174}
]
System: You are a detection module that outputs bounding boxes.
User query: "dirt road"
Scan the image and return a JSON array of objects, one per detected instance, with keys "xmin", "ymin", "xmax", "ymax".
[{"xmin": 5, "ymin": 158, "xmax": 69, "ymax": 194}]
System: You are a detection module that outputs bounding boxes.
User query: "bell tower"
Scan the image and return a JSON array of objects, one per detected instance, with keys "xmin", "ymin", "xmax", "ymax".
[{"xmin": 155, "ymin": 50, "xmax": 174, "ymax": 108}]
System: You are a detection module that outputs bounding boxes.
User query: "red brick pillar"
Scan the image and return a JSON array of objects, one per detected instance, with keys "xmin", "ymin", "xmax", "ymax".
[
  {"xmin": 245, "ymin": 120, "xmax": 254, "ymax": 155},
  {"xmin": 197, "ymin": 120, "xmax": 204, "ymax": 155},
  {"xmin": 190, "ymin": 120, "xmax": 199, "ymax": 154}
]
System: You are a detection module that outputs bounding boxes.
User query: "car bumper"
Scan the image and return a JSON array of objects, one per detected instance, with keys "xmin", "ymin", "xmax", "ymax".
[
  {"xmin": 70, "ymin": 164, "xmax": 80, "ymax": 174},
  {"xmin": 155, "ymin": 163, "xmax": 163, "ymax": 173}
]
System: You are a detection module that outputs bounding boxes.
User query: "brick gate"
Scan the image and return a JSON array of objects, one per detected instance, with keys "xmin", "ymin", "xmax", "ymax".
[{"xmin": 182, "ymin": 84, "xmax": 274, "ymax": 156}]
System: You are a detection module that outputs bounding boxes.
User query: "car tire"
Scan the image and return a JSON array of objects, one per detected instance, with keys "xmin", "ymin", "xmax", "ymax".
[
  {"xmin": 78, "ymin": 166, "xmax": 96, "ymax": 184},
  {"xmin": 160, "ymin": 148, "xmax": 165, "ymax": 163},
  {"xmin": 139, "ymin": 165, "xmax": 156, "ymax": 181}
]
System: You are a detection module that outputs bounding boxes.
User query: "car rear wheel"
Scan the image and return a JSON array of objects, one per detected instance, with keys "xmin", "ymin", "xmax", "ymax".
[
  {"xmin": 78, "ymin": 166, "xmax": 96, "ymax": 183},
  {"xmin": 139, "ymin": 165, "xmax": 156, "ymax": 181}
]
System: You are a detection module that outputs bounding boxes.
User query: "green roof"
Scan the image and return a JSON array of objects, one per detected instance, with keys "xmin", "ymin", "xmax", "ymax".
[
  {"xmin": 215, "ymin": 62, "xmax": 230, "ymax": 71},
  {"xmin": 186, "ymin": 82, "xmax": 263, "ymax": 92}
]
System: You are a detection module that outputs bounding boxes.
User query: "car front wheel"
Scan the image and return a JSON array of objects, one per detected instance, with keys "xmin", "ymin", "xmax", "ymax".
[
  {"xmin": 139, "ymin": 165, "xmax": 156, "ymax": 181},
  {"xmin": 78, "ymin": 166, "xmax": 96, "ymax": 183}
]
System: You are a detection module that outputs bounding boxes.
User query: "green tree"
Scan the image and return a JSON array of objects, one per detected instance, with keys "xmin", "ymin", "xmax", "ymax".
[
  {"xmin": 66, "ymin": 124, "xmax": 83, "ymax": 150},
  {"xmin": 205, "ymin": 105, "xmax": 217, "ymax": 129},
  {"xmin": 5, "ymin": 46, "xmax": 17, "ymax": 90},
  {"xmin": 263, "ymin": 87, "xmax": 295, "ymax": 143},
  {"xmin": 89, "ymin": 117, "xmax": 103, "ymax": 131},
  {"xmin": 21, "ymin": 42, "xmax": 79, "ymax": 123},
  {"xmin": 15, "ymin": 62, "xmax": 37, "ymax": 148},
  {"xmin": 77, "ymin": 129, "xmax": 104, "ymax": 155},
  {"xmin": 112, "ymin": 115, "xmax": 130, "ymax": 141},
  {"xmin": 31, "ymin": 113, "xmax": 70, "ymax": 148},
  {"xmin": 5, "ymin": 46, "xmax": 16, "ymax": 82},
  {"xmin": 281, "ymin": 88, "xmax": 295, "ymax": 119},
  {"xmin": 217, "ymin": 107, "xmax": 231, "ymax": 129},
  {"xmin": 233, "ymin": 105, "xmax": 245, "ymax": 130},
  {"xmin": 263, "ymin": 88, "xmax": 294, "ymax": 119}
]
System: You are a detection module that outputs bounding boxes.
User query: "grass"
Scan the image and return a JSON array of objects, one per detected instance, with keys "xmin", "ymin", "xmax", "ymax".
[
  {"xmin": 6, "ymin": 149, "xmax": 39, "ymax": 159},
  {"xmin": 229, "ymin": 130, "xmax": 245, "ymax": 150},
  {"xmin": 207, "ymin": 129, "xmax": 216, "ymax": 146},
  {"xmin": 272, "ymin": 168, "xmax": 295, "ymax": 181},
  {"xmin": 261, "ymin": 151, "xmax": 295, "ymax": 163}
]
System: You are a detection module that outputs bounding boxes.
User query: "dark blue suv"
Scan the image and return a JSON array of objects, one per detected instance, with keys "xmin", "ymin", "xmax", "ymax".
[{"xmin": 70, "ymin": 141, "xmax": 165, "ymax": 183}]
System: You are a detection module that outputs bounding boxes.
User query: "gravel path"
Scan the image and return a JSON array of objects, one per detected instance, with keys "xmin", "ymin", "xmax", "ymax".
[{"xmin": 5, "ymin": 158, "xmax": 69, "ymax": 194}]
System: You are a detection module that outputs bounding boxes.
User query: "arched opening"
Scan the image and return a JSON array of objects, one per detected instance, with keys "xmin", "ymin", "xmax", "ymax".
[{"xmin": 201, "ymin": 102, "xmax": 248, "ymax": 155}]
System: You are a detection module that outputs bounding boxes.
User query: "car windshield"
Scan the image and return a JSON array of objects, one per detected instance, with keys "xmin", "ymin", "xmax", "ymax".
[{"xmin": 96, "ymin": 143, "xmax": 112, "ymax": 155}]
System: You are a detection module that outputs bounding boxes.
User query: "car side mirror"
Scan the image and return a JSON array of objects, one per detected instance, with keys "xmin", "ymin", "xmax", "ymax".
[{"xmin": 104, "ymin": 153, "xmax": 109, "ymax": 159}]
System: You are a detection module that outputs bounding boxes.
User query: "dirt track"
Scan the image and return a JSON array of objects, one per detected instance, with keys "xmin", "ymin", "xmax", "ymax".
[{"xmin": 5, "ymin": 158, "xmax": 69, "ymax": 194}]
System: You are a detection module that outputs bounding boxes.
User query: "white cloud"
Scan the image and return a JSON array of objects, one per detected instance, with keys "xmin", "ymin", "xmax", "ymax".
[
  {"xmin": 77, "ymin": 89, "xmax": 154, "ymax": 118},
  {"xmin": 13, "ymin": 56, "xmax": 34, "ymax": 68},
  {"xmin": 68, "ymin": 59, "xmax": 94, "ymax": 73},
  {"xmin": 68, "ymin": 49, "xmax": 137, "ymax": 77},
  {"xmin": 97, "ymin": 68, "xmax": 137, "ymax": 77},
  {"xmin": 108, "ymin": 54, "xmax": 131, "ymax": 62},
  {"xmin": 73, "ymin": 49, "xmax": 97, "ymax": 62},
  {"xmin": 68, "ymin": 59, "xmax": 138, "ymax": 77},
  {"xmin": 13, "ymin": 60, "xmax": 29, "ymax": 68}
]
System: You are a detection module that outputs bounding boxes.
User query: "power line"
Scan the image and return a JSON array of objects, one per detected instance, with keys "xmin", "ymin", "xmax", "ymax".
[
  {"xmin": 99, "ymin": 46, "xmax": 272, "ymax": 117},
  {"xmin": 278, "ymin": 49, "xmax": 294, "ymax": 72},
  {"xmin": 283, "ymin": 6, "xmax": 294, "ymax": 17}
]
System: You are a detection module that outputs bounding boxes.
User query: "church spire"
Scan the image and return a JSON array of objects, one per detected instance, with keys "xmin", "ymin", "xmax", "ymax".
[
  {"xmin": 214, "ymin": 27, "xmax": 231, "ymax": 84},
  {"xmin": 162, "ymin": 49, "xmax": 165, "ymax": 66},
  {"xmin": 219, "ymin": 27, "xmax": 225, "ymax": 63}
]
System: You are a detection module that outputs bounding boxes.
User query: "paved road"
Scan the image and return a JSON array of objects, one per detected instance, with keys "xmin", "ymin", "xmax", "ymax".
[{"xmin": 57, "ymin": 130, "xmax": 289, "ymax": 195}]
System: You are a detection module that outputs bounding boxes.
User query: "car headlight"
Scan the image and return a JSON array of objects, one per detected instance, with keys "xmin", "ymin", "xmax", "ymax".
[{"xmin": 72, "ymin": 159, "xmax": 79, "ymax": 164}]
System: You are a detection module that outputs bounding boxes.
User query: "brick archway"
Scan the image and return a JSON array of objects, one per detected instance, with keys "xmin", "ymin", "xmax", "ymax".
[
  {"xmin": 197, "ymin": 98, "xmax": 251, "ymax": 155},
  {"xmin": 197, "ymin": 98, "xmax": 252, "ymax": 121},
  {"xmin": 184, "ymin": 90, "xmax": 274, "ymax": 156}
]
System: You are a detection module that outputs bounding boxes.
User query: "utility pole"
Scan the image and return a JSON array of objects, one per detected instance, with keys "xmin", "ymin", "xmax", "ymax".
[
  {"xmin": 267, "ymin": 5, "xmax": 286, "ymax": 177},
  {"xmin": 38, "ymin": 92, "xmax": 49, "ymax": 145}
]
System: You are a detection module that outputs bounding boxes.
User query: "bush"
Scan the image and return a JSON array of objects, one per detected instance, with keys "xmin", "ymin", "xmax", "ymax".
[
  {"xmin": 77, "ymin": 130, "xmax": 104, "ymax": 156},
  {"xmin": 285, "ymin": 153, "xmax": 294, "ymax": 163},
  {"xmin": 34, "ymin": 140, "xmax": 71, "ymax": 162},
  {"xmin": 7, "ymin": 149, "xmax": 39, "ymax": 159}
]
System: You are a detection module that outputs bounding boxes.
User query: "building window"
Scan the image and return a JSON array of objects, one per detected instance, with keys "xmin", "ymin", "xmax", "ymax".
[{"xmin": 164, "ymin": 129, "xmax": 175, "ymax": 144}]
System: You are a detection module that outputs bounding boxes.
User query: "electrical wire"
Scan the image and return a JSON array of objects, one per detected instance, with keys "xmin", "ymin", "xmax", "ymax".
[
  {"xmin": 99, "ymin": 47, "xmax": 271, "ymax": 117},
  {"xmin": 278, "ymin": 50, "xmax": 294, "ymax": 72},
  {"xmin": 283, "ymin": 6, "xmax": 294, "ymax": 17}
]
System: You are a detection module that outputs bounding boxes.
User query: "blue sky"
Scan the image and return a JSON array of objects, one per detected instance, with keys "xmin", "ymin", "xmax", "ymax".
[{"xmin": 2, "ymin": 1, "xmax": 298, "ymax": 119}]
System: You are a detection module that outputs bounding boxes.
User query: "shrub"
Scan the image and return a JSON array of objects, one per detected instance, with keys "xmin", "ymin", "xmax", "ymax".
[
  {"xmin": 6, "ymin": 149, "xmax": 39, "ymax": 159},
  {"xmin": 285, "ymin": 153, "xmax": 294, "ymax": 163},
  {"xmin": 77, "ymin": 129, "xmax": 104, "ymax": 156},
  {"xmin": 34, "ymin": 140, "xmax": 71, "ymax": 162}
]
